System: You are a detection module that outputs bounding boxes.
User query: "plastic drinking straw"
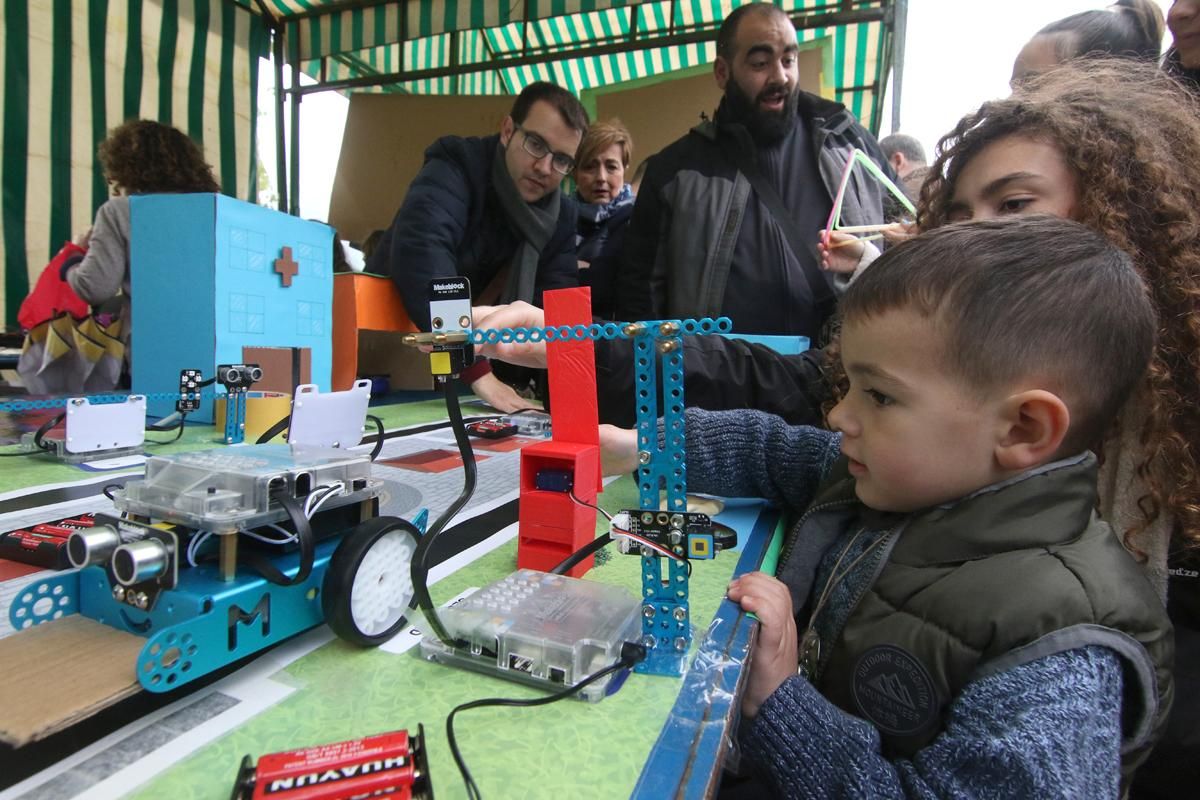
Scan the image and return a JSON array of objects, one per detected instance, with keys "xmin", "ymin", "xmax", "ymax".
[{"xmin": 822, "ymin": 147, "xmax": 917, "ymax": 247}]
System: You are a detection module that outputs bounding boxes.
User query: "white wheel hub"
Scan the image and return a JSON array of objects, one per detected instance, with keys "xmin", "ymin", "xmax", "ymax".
[{"xmin": 349, "ymin": 530, "xmax": 416, "ymax": 636}]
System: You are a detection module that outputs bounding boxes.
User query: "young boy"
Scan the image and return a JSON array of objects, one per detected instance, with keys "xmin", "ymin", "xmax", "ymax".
[{"xmin": 604, "ymin": 216, "xmax": 1173, "ymax": 798}]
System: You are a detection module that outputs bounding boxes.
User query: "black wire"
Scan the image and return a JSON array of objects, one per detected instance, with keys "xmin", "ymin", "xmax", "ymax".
[
  {"xmin": 102, "ymin": 483, "xmax": 123, "ymax": 501},
  {"xmin": 445, "ymin": 645, "xmax": 645, "ymax": 800},
  {"xmin": 146, "ymin": 412, "xmax": 186, "ymax": 432},
  {"xmin": 0, "ymin": 412, "xmax": 62, "ymax": 455},
  {"xmin": 410, "ymin": 376, "xmax": 477, "ymax": 647},
  {"xmin": 371, "ymin": 415, "xmax": 498, "ymax": 443},
  {"xmin": 364, "ymin": 414, "xmax": 384, "ymax": 460},
  {"xmin": 255, "ymin": 414, "xmax": 290, "ymax": 444},
  {"xmin": 609, "ymin": 519, "xmax": 693, "ymax": 577},
  {"xmin": 549, "ymin": 532, "xmax": 612, "ymax": 575},
  {"xmin": 502, "ymin": 406, "xmax": 547, "ymax": 417},
  {"xmin": 146, "ymin": 412, "xmax": 188, "ymax": 445},
  {"xmin": 33, "ymin": 412, "xmax": 66, "ymax": 452},
  {"xmin": 239, "ymin": 491, "xmax": 315, "ymax": 586}
]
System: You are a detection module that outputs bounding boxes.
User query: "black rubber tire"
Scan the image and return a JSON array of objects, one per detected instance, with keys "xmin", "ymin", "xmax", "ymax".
[{"xmin": 322, "ymin": 516, "xmax": 420, "ymax": 647}]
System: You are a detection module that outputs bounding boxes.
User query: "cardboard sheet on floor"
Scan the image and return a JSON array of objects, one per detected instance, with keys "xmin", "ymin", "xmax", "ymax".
[{"xmin": 0, "ymin": 615, "xmax": 143, "ymax": 746}]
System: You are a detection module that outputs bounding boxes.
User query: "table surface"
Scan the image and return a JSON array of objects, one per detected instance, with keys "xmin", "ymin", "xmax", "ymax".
[{"xmin": 0, "ymin": 396, "xmax": 778, "ymax": 800}]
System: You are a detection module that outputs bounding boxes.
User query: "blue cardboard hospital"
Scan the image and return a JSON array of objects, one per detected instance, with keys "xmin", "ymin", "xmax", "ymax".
[{"xmin": 130, "ymin": 194, "xmax": 333, "ymax": 423}]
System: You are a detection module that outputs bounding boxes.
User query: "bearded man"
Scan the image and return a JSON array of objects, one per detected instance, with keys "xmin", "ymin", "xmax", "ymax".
[{"xmin": 612, "ymin": 3, "xmax": 891, "ymax": 341}]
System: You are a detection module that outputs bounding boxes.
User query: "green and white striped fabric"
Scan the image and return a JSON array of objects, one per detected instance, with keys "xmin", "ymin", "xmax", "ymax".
[
  {"xmin": 259, "ymin": 0, "xmax": 889, "ymax": 126},
  {"xmin": 0, "ymin": 0, "xmax": 266, "ymax": 325}
]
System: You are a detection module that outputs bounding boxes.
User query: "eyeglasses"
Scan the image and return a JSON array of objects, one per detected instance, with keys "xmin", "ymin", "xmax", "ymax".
[{"xmin": 517, "ymin": 127, "xmax": 575, "ymax": 175}]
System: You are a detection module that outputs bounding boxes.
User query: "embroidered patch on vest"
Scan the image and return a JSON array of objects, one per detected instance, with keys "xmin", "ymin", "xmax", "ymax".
[{"xmin": 851, "ymin": 645, "xmax": 938, "ymax": 737}]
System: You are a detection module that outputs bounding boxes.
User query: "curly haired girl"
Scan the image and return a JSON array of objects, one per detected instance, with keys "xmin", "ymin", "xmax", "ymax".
[
  {"xmin": 917, "ymin": 59, "xmax": 1200, "ymax": 601},
  {"xmin": 66, "ymin": 120, "xmax": 219, "ymax": 336},
  {"xmin": 97, "ymin": 119, "xmax": 220, "ymax": 196}
]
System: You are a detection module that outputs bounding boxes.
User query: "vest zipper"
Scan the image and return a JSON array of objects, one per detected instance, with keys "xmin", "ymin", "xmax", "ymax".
[
  {"xmin": 776, "ymin": 497, "xmax": 858, "ymax": 572},
  {"xmin": 812, "ymin": 523, "xmax": 906, "ymax": 681}
]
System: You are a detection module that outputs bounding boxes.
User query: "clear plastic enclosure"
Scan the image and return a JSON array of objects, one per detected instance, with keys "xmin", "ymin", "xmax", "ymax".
[{"xmin": 115, "ymin": 444, "xmax": 379, "ymax": 530}]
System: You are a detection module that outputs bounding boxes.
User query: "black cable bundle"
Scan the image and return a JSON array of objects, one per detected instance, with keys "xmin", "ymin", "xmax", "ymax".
[
  {"xmin": 408, "ymin": 376, "xmax": 478, "ymax": 647},
  {"xmin": 445, "ymin": 642, "xmax": 647, "ymax": 799}
]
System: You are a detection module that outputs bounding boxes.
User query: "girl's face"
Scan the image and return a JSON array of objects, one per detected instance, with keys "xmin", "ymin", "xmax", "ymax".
[
  {"xmin": 945, "ymin": 135, "xmax": 1077, "ymax": 224},
  {"xmin": 1169, "ymin": 0, "xmax": 1200, "ymax": 69},
  {"xmin": 575, "ymin": 143, "xmax": 626, "ymax": 204}
]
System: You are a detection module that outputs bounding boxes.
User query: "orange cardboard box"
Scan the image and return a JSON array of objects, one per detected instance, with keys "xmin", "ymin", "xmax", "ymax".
[{"xmin": 332, "ymin": 273, "xmax": 431, "ymax": 391}]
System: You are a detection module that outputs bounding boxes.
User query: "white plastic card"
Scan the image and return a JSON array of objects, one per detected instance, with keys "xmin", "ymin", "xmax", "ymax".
[
  {"xmin": 288, "ymin": 381, "xmax": 372, "ymax": 449},
  {"xmin": 64, "ymin": 396, "xmax": 148, "ymax": 453}
]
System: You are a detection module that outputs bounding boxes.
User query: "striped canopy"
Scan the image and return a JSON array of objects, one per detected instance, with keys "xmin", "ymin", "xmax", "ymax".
[
  {"xmin": 0, "ymin": 0, "xmax": 897, "ymax": 324},
  {"xmin": 257, "ymin": 0, "xmax": 895, "ymax": 131}
]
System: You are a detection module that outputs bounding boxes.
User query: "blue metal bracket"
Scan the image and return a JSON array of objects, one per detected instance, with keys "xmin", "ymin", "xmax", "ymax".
[
  {"xmin": 48, "ymin": 539, "xmax": 342, "ymax": 693},
  {"xmin": 223, "ymin": 389, "xmax": 248, "ymax": 444},
  {"xmin": 8, "ymin": 571, "xmax": 80, "ymax": 631},
  {"xmin": 458, "ymin": 315, "xmax": 734, "ymax": 676},
  {"xmin": 120, "ymin": 538, "xmax": 340, "ymax": 692},
  {"xmin": 633, "ymin": 321, "xmax": 689, "ymax": 675}
]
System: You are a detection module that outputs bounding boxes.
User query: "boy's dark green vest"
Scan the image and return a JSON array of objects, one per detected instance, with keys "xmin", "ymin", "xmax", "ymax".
[{"xmin": 777, "ymin": 453, "xmax": 1174, "ymax": 784}]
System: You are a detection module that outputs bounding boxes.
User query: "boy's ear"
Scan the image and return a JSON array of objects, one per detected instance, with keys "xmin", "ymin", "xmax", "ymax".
[{"xmin": 994, "ymin": 390, "xmax": 1070, "ymax": 471}]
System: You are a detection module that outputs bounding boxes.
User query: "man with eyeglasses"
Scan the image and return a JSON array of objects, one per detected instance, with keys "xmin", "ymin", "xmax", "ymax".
[{"xmin": 368, "ymin": 81, "xmax": 587, "ymax": 412}]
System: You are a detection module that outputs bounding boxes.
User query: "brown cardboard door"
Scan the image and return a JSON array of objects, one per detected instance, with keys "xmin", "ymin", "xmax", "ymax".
[{"xmin": 243, "ymin": 346, "xmax": 311, "ymax": 394}]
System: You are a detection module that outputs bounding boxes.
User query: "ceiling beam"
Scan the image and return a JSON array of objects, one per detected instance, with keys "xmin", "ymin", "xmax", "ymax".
[{"xmin": 291, "ymin": 5, "xmax": 887, "ymax": 96}]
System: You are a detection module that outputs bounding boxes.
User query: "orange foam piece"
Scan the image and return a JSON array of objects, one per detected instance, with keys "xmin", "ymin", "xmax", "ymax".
[{"xmin": 332, "ymin": 273, "xmax": 418, "ymax": 390}]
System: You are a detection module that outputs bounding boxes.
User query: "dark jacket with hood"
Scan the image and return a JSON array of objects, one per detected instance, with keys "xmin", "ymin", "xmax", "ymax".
[{"xmin": 613, "ymin": 91, "xmax": 891, "ymax": 338}]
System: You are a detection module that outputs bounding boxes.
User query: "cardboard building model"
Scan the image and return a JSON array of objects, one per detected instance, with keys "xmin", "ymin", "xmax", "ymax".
[{"xmin": 129, "ymin": 194, "xmax": 333, "ymax": 422}]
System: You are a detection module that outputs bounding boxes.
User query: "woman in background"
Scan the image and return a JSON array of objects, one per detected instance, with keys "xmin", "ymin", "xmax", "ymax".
[{"xmin": 572, "ymin": 119, "xmax": 635, "ymax": 320}]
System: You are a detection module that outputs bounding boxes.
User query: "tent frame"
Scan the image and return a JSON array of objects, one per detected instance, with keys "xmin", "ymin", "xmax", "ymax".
[{"xmin": 253, "ymin": 1, "xmax": 902, "ymax": 216}]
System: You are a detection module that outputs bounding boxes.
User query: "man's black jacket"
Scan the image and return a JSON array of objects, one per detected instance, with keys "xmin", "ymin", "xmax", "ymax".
[{"xmin": 367, "ymin": 133, "xmax": 578, "ymax": 329}]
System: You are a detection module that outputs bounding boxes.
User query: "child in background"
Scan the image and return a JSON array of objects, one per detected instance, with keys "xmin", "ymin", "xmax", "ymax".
[
  {"xmin": 603, "ymin": 216, "xmax": 1172, "ymax": 799},
  {"xmin": 66, "ymin": 119, "xmax": 220, "ymax": 334}
]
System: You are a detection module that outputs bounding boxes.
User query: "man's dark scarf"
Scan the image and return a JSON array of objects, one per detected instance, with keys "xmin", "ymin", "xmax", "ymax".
[{"xmin": 491, "ymin": 140, "xmax": 560, "ymax": 304}]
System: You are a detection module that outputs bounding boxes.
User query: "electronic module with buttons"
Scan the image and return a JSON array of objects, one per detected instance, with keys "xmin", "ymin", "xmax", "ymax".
[{"xmin": 418, "ymin": 569, "xmax": 641, "ymax": 702}]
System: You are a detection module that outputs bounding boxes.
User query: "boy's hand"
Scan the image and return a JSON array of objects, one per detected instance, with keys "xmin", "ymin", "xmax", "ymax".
[
  {"xmin": 472, "ymin": 302, "xmax": 549, "ymax": 368},
  {"xmin": 727, "ymin": 572, "xmax": 798, "ymax": 719},
  {"xmin": 599, "ymin": 424, "xmax": 638, "ymax": 475},
  {"xmin": 817, "ymin": 230, "xmax": 865, "ymax": 274}
]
